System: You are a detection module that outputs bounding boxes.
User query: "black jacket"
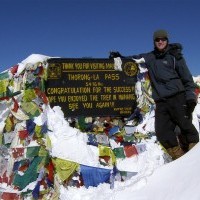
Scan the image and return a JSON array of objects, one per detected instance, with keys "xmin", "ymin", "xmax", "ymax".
[{"xmin": 135, "ymin": 43, "xmax": 196, "ymax": 102}]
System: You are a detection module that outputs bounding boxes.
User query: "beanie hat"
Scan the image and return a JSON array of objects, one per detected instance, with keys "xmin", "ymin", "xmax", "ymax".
[{"xmin": 153, "ymin": 30, "xmax": 168, "ymax": 40}]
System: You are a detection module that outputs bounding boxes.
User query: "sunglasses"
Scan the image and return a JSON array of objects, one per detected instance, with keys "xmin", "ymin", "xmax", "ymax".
[{"xmin": 154, "ymin": 38, "xmax": 168, "ymax": 42}]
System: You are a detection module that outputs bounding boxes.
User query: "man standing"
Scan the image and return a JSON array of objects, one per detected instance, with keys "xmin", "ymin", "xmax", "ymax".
[{"xmin": 110, "ymin": 29, "xmax": 199, "ymax": 160}]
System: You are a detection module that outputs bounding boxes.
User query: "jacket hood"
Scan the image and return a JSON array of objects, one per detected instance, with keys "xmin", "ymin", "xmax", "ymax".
[
  {"xmin": 168, "ymin": 43, "xmax": 183, "ymax": 60},
  {"xmin": 168, "ymin": 43, "xmax": 183, "ymax": 51},
  {"xmin": 153, "ymin": 43, "xmax": 183, "ymax": 59}
]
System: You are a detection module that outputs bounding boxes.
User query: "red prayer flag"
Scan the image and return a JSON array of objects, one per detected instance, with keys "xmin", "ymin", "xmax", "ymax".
[
  {"xmin": 12, "ymin": 147, "xmax": 25, "ymax": 159},
  {"xmin": 1, "ymin": 192, "xmax": 20, "ymax": 200},
  {"xmin": 124, "ymin": 145, "xmax": 138, "ymax": 158},
  {"xmin": 18, "ymin": 130, "xmax": 28, "ymax": 139},
  {"xmin": 47, "ymin": 160, "xmax": 54, "ymax": 183},
  {"xmin": 10, "ymin": 65, "xmax": 18, "ymax": 75},
  {"xmin": 12, "ymin": 97, "xmax": 19, "ymax": 112}
]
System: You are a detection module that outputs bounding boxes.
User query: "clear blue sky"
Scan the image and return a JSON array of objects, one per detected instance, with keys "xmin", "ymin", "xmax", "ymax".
[{"xmin": 0, "ymin": 0, "xmax": 200, "ymax": 75}]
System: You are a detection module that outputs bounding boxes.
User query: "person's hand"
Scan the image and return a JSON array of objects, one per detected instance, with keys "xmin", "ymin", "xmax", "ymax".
[
  {"xmin": 109, "ymin": 51, "xmax": 122, "ymax": 59},
  {"xmin": 186, "ymin": 99, "xmax": 197, "ymax": 116}
]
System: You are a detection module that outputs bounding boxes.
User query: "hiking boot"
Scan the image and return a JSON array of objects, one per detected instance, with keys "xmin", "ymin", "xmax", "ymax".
[
  {"xmin": 172, "ymin": 146, "xmax": 185, "ymax": 159},
  {"xmin": 166, "ymin": 148, "xmax": 175, "ymax": 159},
  {"xmin": 167, "ymin": 146, "xmax": 185, "ymax": 160},
  {"xmin": 188, "ymin": 143, "xmax": 198, "ymax": 150}
]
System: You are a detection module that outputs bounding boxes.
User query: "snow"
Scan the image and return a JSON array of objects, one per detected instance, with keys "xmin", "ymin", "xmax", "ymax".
[
  {"xmin": 57, "ymin": 142, "xmax": 200, "ymax": 200},
  {"xmin": 114, "ymin": 143, "xmax": 200, "ymax": 200},
  {"xmin": 1, "ymin": 54, "xmax": 200, "ymax": 200},
  {"xmin": 49, "ymin": 105, "xmax": 200, "ymax": 200}
]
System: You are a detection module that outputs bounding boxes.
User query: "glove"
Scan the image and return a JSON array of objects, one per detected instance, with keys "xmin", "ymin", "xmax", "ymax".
[
  {"xmin": 109, "ymin": 51, "xmax": 122, "ymax": 59},
  {"xmin": 186, "ymin": 99, "xmax": 197, "ymax": 116}
]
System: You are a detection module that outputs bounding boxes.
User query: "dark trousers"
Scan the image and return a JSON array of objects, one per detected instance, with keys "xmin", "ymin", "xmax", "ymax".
[{"xmin": 155, "ymin": 93, "xmax": 199, "ymax": 149}]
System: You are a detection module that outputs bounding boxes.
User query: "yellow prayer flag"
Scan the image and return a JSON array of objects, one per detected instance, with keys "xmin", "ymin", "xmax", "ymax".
[
  {"xmin": 0, "ymin": 79, "xmax": 9, "ymax": 94},
  {"xmin": 52, "ymin": 158, "xmax": 79, "ymax": 182}
]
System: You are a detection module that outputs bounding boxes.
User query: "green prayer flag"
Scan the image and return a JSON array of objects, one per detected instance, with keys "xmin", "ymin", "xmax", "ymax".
[
  {"xmin": 13, "ymin": 156, "xmax": 43, "ymax": 190},
  {"xmin": 123, "ymin": 134, "xmax": 134, "ymax": 142},
  {"xmin": 113, "ymin": 147, "xmax": 126, "ymax": 159},
  {"xmin": 26, "ymin": 146, "xmax": 40, "ymax": 158}
]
